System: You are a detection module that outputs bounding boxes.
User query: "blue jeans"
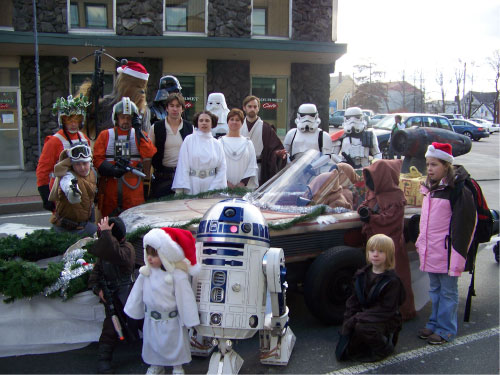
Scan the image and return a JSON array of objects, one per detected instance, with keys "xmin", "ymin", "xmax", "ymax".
[{"xmin": 425, "ymin": 272, "xmax": 459, "ymax": 341}]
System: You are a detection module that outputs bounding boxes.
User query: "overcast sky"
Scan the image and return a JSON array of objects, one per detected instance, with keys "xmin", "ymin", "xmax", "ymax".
[{"xmin": 335, "ymin": 0, "xmax": 500, "ymax": 100}]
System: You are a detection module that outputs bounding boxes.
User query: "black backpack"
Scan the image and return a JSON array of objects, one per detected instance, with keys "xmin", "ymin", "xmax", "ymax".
[{"xmin": 450, "ymin": 175, "xmax": 494, "ymax": 322}]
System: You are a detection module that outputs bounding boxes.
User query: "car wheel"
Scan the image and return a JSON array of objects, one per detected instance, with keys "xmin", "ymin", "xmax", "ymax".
[
  {"xmin": 473, "ymin": 137, "xmax": 480, "ymax": 141},
  {"xmin": 463, "ymin": 131, "xmax": 473, "ymax": 139},
  {"xmin": 304, "ymin": 246, "xmax": 366, "ymax": 325},
  {"xmin": 494, "ymin": 242, "xmax": 499, "ymax": 263}
]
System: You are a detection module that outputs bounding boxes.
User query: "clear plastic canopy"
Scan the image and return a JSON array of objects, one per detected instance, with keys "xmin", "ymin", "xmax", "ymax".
[{"xmin": 244, "ymin": 150, "xmax": 363, "ymax": 214}]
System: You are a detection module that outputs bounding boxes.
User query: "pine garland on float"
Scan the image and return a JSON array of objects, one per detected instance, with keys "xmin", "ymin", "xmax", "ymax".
[{"xmin": 0, "ymin": 189, "xmax": 330, "ymax": 302}]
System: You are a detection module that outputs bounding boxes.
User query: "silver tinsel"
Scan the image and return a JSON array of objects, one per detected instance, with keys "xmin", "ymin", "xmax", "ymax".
[{"xmin": 43, "ymin": 248, "xmax": 94, "ymax": 299}]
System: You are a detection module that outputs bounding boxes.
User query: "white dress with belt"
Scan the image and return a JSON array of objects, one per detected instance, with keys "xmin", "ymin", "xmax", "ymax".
[{"xmin": 172, "ymin": 129, "xmax": 227, "ymax": 195}]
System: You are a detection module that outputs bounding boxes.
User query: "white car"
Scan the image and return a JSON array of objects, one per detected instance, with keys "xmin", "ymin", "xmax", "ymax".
[{"xmin": 472, "ymin": 118, "xmax": 498, "ymax": 133}]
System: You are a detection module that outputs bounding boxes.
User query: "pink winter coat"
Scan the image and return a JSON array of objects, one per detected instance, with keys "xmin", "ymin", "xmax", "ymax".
[{"xmin": 415, "ymin": 166, "xmax": 477, "ymax": 276}]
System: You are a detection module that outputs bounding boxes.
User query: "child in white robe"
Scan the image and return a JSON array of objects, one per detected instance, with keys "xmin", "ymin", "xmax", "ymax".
[
  {"xmin": 172, "ymin": 110, "xmax": 227, "ymax": 195},
  {"xmin": 124, "ymin": 227, "xmax": 200, "ymax": 375},
  {"xmin": 219, "ymin": 108, "xmax": 259, "ymax": 190}
]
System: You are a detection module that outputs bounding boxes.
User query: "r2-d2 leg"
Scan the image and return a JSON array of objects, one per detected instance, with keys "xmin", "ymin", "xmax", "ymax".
[
  {"xmin": 259, "ymin": 247, "xmax": 296, "ymax": 365},
  {"xmin": 207, "ymin": 339, "xmax": 243, "ymax": 375}
]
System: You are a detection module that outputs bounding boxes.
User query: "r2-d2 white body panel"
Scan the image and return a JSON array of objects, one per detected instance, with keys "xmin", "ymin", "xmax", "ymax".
[{"xmin": 193, "ymin": 198, "xmax": 270, "ymax": 340}]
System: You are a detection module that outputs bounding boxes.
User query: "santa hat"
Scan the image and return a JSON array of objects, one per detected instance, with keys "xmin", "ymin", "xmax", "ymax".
[
  {"xmin": 425, "ymin": 142, "xmax": 454, "ymax": 164},
  {"xmin": 117, "ymin": 61, "xmax": 149, "ymax": 81},
  {"xmin": 140, "ymin": 227, "xmax": 200, "ymax": 284}
]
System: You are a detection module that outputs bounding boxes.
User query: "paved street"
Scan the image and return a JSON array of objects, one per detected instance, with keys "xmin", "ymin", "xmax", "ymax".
[{"xmin": 0, "ymin": 134, "xmax": 498, "ymax": 374}]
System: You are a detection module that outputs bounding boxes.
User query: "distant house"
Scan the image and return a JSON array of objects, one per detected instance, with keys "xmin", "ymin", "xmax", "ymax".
[
  {"xmin": 464, "ymin": 91, "xmax": 498, "ymax": 122},
  {"xmin": 347, "ymin": 80, "xmax": 423, "ymax": 113},
  {"xmin": 383, "ymin": 81, "xmax": 424, "ymax": 113},
  {"xmin": 426, "ymin": 100, "xmax": 459, "ymax": 115},
  {"xmin": 329, "ymin": 73, "xmax": 355, "ymax": 114}
]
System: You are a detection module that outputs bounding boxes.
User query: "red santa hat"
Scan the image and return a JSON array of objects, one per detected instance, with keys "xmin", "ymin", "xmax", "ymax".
[
  {"xmin": 117, "ymin": 61, "xmax": 149, "ymax": 81},
  {"xmin": 140, "ymin": 227, "xmax": 200, "ymax": 284},
  {"xmin": 425, "ymin": 142, "xmax": 454, "ymax": 164}
]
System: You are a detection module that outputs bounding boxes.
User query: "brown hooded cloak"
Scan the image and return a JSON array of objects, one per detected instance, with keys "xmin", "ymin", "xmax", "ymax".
[{"xmin": 358, "ymin": 159, "xmax": 416, "ymax": 320}]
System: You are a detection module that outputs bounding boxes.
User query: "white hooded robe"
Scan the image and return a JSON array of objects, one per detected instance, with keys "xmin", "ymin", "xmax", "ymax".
[
  {"xmin": 219, "ymin": 136, "xmax": 259, "ymax": 189},
  {"xmin": 124, "ymin": 268, "xmax": 200, "ymax": 366}
]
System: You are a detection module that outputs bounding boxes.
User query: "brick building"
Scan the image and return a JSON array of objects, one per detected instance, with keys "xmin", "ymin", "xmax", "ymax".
[{"xmin": 0, "ymin": 0, "xmax": 346, "ymax": 170}]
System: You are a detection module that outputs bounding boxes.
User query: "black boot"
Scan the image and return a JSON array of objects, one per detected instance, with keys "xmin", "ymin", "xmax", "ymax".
[{"xmin": 98, "ymin": 343, "xmax": 114, "ymax": 374}]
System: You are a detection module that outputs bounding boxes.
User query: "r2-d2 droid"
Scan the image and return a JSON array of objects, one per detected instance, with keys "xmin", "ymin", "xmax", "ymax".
[{"xmin": 192, "ymin": 198, "xmax": 295, "ymax": 374}]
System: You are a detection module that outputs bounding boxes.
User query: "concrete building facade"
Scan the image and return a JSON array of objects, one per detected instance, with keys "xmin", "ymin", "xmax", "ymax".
[{"xmin": 0, "ymin": 0, "xmax": 346, "ymax": 170}]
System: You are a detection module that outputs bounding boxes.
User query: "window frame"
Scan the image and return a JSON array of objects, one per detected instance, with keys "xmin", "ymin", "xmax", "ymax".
[
  {"xmin": 84, "ymin": 3, "xmax": 108, "ymax": 29},
  {"xmin": 163, "ymin": 0, "xmax": 207, "ymax": 36},
  {"xmin": 67, "ymin": 0, "xmax": 116, "ymax": 35},
  {"xmin": 252, "ymin": 7, "xmax": 267, "ymax": 36},
  {"xmin": 251, "ymin": 0, "xmax": 291, "ymax": 39},
  {"xmin": 0, "ymin": 0, "xmax": 14, "ymax": 31}
]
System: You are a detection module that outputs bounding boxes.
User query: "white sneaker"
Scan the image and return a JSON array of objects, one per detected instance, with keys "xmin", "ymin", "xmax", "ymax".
[
  {"xmin": 172, "ymin": 365, "xmax": 184, "ymax": 375},
  {"xmin": 146, "ymin": 365, "xmax": 165, "ymax": 374}
]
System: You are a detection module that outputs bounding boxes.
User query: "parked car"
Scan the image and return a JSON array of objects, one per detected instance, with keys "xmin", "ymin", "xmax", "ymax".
[
  {"xmin": 372, "ymin": 113, "xmax": 454, "ymax": 158},
  {"xmin": 329, "ymin": 110, "xmax": 345, "ymax": 128},
  {"xmin": 370, "ymin": 114, "xmax": 389, "ymax": 125},
  {"xmin": 450, "ymin": 119, "xmax": 490, "ymax": 141},
  {"xmin": 471, "ymin": 118, "xmax": 497, "ymax": 133},
  {"xmin": 439, "ymin": 113, "xmax": 465, "ymax": 120}
]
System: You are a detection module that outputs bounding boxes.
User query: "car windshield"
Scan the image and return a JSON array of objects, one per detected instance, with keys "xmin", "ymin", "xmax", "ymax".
[
  {"xmin": 373, "ymin": 115, "xmax": 396, "ymax": 130},
  {"xmin": 244, "ymin": 150, "xmax": 362, "ymax": 214}
]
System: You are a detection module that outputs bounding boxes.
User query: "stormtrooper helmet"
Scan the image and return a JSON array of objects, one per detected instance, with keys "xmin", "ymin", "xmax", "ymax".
[
  {"xmin": 343, "ymin": 107, "xmax": 365, "ymax": 134},
  {"xmin": 112, "ymin": 97, "xmax": 139, "ymax": 126},
  {"xmin": 295, "ymin": 103, "xmax": 321, "ymax": 132},
  {"xmin": 206, "ymin": 93, "xmax": 229, "ymax": 124}
]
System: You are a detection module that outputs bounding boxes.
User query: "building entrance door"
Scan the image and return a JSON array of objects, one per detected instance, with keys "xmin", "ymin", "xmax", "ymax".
[{"xmin": 0, "ymin": 88, "xmax": 23, "ymax": 169}]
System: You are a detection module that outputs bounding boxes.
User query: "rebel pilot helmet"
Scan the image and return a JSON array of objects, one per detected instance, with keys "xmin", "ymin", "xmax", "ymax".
[
  {"xmin": 52, "ymin": 94, "xmax": 90, "ymax": 132},
  {"xmin": 112, "ymin": 97, "xmax": 139, "ymax": 126},
  {"xmin": 295, "ymin": 103, "xmax": 321, "ymax": 133},
  {"xmin": 154, "ymin": 75, "xmax": 182, "ymax": 103},
  {"xmin": 343, "ymin": 106, "xmax": 365, "ymax": 134}
]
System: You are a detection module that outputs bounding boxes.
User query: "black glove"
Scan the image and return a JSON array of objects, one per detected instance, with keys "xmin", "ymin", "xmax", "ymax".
[
  {"xmin": 98, "ymin": 161, "xmax": 127, "ymax": 178},
  {"xmin": 38, "ymin": 185, "xmax": 55, "ymax": 212}
]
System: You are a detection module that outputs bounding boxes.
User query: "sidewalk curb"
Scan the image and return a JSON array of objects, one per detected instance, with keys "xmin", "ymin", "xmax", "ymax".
[{"xmin": 0, "ymin": 201, "xmax": 44, "ymax": 215}]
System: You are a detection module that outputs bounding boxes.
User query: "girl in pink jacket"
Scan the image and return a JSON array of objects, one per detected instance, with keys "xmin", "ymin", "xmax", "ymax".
[{"xmin": 415, "ymin": 142, "xmax": 476, "ymax": 345}]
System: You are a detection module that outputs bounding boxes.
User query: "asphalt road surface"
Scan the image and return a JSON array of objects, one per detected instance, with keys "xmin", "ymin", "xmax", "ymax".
[{"xmin": 0, "ymin": 134, "xmax": 498, "ymax": 374}]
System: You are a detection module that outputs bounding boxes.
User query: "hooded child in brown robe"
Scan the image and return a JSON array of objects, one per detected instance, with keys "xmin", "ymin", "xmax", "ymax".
[{"xmin": 357, "ymin": 159, "xmax": 416, "ymax": 320}]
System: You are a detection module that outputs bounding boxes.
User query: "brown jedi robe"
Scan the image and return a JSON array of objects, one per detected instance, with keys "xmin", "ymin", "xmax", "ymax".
[
  {"xmin": 341, "ymin": 265, "xmax": 405, "ymax": 358},
  {"xmin": 358, "ymin": 159, "xmax": 416, "ymax": 320},
  {"xmin": 247, "ymin": 120, "xmax": 286, "ymax": 185}
]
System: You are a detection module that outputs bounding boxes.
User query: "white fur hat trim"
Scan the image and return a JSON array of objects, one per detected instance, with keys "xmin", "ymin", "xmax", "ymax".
[{"xmin": 425, "ymin": 144, "xmax": 454, "ymax": 164}]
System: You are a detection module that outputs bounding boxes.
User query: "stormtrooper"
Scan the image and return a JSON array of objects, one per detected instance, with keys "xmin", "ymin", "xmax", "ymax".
[
  {"xmin": 333, "ymin": 106, "xmax": 382, "ymax": 168},
  {"xmin": 283, "ymin": 103, "xmax": 335, "ymax": 162},
  {"xmin": 191, "ymin": 199, "xmax": 295, "ymax": 374},
  {"xmin": 206, "ymin": 93, "xmax": 230, "ymax": 138},
  {"xmin": 149, "ymin": 75, "xmax": 182, "ymax": 124}
]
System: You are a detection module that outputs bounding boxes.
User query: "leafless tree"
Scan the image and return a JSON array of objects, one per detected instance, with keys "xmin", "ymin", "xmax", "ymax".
[
  {"xmin": 454, "ymin": 60, "xmax": 464, "ymax": 114},
  {"xmin": 353, "ymin": 61, "xmax": 384, "ymax": 85},
  {"xmin": 487, "ymin": 50, "xmax": 500, "ymax": 123},
  {"xmin": 435, "ymin": 70, "xmax": 447, "ymax": 113}
]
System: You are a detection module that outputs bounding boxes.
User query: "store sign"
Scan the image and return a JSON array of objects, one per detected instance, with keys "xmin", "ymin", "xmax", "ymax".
[
  {"xmin": 262, "ymin": 102, "xmax": 278, "ymax": 110},
  {"xmin": 185, "ymin": 102, "xmax": 193, "ymax": 109},
  {"xmin": 0, "ymin": 103, "xmax": 10, "ymax": 109}
]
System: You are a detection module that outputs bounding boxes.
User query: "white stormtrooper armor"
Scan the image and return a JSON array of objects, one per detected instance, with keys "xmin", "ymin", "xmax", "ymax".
[
  {"xmin": 191, "ymin": 199, "xmax": 295, "ymax": 374},
  {"xmin": 283, "ymin": 103, "xmax": 334, "ymax": 162},
  {"xmin": 333, "ymin": 106, "xmax": 381, "ymax": 168},
  {"xmin": 206, "ymin": 93, "xmax": 230, "ymax": 138}
]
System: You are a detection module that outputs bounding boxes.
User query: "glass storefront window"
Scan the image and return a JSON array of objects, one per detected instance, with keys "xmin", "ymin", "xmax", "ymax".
[
  {"xmin": 251, "ymin": 77, "xmax": 288, "ymax": 137},
  {"xmin": 165, "ymin": 0, "xmax": 205, "ymax": 33},
  {"xmin": 252, "ymin": 0, "xmax": 289, "ymax": 38},
  {"xmin": 176, "ymin": 75, "xmax": 205, "ymax": 122},
  {"xmin": 0, "ymin": 68, "xmax": 19, "ymax": 87},
  {"xmin": 70, "ymin": 73, "xmax": 114, "ymax": 97},
  {"xmin": 0, "ymin": 89, "xmax": 22, "ymax": 168},
  {"xmin": 0, "ymin": 0, "xmax": 13, "ymax": 28},
  {"xmin": 70, "ymin": 0, "xmax": 113, "ymax": 30}
]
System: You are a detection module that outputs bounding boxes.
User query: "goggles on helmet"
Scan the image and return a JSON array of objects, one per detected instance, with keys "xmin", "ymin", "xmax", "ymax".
[{"xmin": 68, "ymin": 144, "xmax": 92, "ymax": 162}]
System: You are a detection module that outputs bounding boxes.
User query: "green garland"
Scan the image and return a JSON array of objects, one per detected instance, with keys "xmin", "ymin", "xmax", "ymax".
[
  {"xmin": 146, "ymin": 186, "xmax": 250, "ymax": 203},
  {"xmin": 0, "ymin": 193, "xmax": 329, "ymax": 303}
]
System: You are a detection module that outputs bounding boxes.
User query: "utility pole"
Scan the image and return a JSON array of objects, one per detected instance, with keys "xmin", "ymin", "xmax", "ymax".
[{"xmin": 33, "ymin": 0, "xmax": 41, "ymax": 157}]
